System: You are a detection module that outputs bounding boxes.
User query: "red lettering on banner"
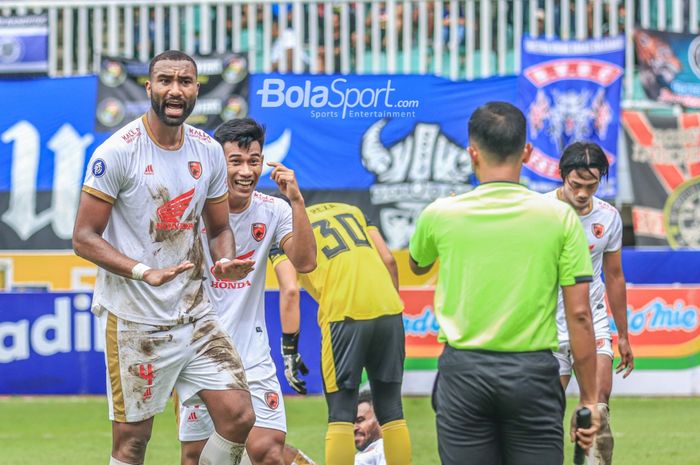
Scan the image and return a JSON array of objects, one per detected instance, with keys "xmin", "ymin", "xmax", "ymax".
[{"xmin": 631, "ymin": 207, "xmax": 666, "ymax": 238}]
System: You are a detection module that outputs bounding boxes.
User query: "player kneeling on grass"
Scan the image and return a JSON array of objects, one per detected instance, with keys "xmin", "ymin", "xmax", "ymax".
[
  {"xmin": 178, "ymin": 118, "xmax": 317, "ymax": 465},
  {"xmin": 251, "ymin": 389, "xmax": 387, "ymax": 465},
  {"xmin": 549, "ymin": 142, "xmax": 635, "ymax": 465}
]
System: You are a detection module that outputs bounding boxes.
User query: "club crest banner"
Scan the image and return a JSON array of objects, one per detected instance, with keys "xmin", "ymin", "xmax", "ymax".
[{"xmin": 518, "ymin": 37, "xmax": 624, "ymax": 196}]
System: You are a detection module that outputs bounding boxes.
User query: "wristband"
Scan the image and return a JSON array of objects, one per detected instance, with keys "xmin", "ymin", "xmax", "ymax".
[
  {"xmin": 131, "ymin": 263, "xmax": 151, "ymax": 281},
  {"xmin": 282, "ymin": 331, "xmax": 300, "ymax": 355},
  {"xmin": 217, "ymin": 258, "xmax": 231, "ymax": 265}
]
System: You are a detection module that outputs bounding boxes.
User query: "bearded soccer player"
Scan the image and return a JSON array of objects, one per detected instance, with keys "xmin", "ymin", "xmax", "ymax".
[
  {"xmin": 269, "ymin": 203, "xmax": 412, "ymax": 465},
  {"xmin": 179, "ymin": 118, "xmax": 317, "ymax": 465},
  {"xmin": 548, "ymin": 142, "xmax": 634, "ymax": 465},
  {"xmin": 73, "ymin": 50, "xmax": 256, "ymax": 465}
]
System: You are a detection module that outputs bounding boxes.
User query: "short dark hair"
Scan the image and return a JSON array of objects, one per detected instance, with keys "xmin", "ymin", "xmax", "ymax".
[
  {"xmin": 214, "ymin": 118, "xmax": 266, "ymax": 150},
  {"xmin": 468, "ymin": 102, "xmax": 526, "ymax": 161},
  {"xmin": 149, "ymin": 50, "xmax": 197, "ymax": 77},
  {"xmin": 559, "ymin": 142, "xmax": 609, "ymax": 181},
  {"xmin": 357, "ymin": 389, "xmax": 373, "ymax": 407}
]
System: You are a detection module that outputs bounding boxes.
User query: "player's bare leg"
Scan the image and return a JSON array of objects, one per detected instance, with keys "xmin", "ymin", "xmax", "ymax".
[
  {"xmin": 591, "ymin": 352, "xmax": 614, "ymax": 465},
  {"xmin": 111, "ymin": 417, "xmax": 154, "ymax": 465},
  {"xmin": 245, "ymin": 426, "xmax": 286, "ymax": 465},
  {"xmin": 198, "ymin": 389, "xmax": 256, "ymax": 465}
]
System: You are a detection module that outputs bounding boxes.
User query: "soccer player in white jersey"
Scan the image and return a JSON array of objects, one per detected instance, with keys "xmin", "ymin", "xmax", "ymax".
[
  {"xmin": 179, "ymin": 118, "xmax": 317, "ymax": 465},
  {"xmin": 548, "ymin": 142, "xmax": 635, "ymax": 465},
  {"xmin": 73, "ymin": 51, "xmax": 257, "ymax": 465}
]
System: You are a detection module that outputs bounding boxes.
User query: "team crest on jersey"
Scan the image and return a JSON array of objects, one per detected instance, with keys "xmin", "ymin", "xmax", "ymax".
[
  {"xmin": 252, "ymin": 223, "xmax": 266, "ymax": 242},
  {"xmin": 188, "ymin": 161, "xmax": 202, "ymax": 180},
  {"xmin": 265, "ymin": 391, "xmax": 280, "ymax": 410},
  {"xmin": 592, "ymin": 223, "xmax": 605, "ymax": 238}
]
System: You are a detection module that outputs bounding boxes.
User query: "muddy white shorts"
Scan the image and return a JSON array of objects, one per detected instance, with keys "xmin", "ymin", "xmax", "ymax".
[
  {"xmin": 179, "ymin": 355, "xmax": 286, "ymax": 441},
  {"xmin": 554, "ymin": 337, "xmax": 614, "ymax": 377},
  {"xmin": 98, "ymin": 309, "xmax": 248, "ymax": 423}
]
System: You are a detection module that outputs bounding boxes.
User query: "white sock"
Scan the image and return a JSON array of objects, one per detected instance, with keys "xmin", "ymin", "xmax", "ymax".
[
  {"xmin": 110, "ymin": 457, "xmax": 135, "ymax": 465},
  {"xmin": 199, "ymin": 431, "xmax": 245, "ymax": 465}
]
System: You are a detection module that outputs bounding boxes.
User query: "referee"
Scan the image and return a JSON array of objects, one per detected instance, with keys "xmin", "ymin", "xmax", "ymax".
[{"xmin": 409, "ymin": 102, "xmax": 599, "ymax": 465}]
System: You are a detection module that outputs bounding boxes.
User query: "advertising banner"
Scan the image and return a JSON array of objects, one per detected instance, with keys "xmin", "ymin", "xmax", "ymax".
[
  {"xmin": 621, "ymin": 110, "xmax": 700, "ymax": 248},
  {"xmin": 249, "ymin": 74, "xmax": 517, "ymax": 248},
  {"xmin": 518, "ymin": 37, "xmax": 624, "ymax": 196},
  {"xmin": 0, "ymin": 76, "xmax": 98, "ymax": 249},
  {"xmin": 1, "ymin": 74, "xmax": 515, "ymax": 250},
  {"xmin": 0, "ymin": 14, "xmax": 48, "ymax": 75},
  {"xmin": 3, "ymin": 285, "xmax": 698, "ymax": 395},
  {"xmin": 95, "ymin": 54, "xmax": 249, "ymax": 132},
  {"xmin": 634, "ymin": 29, "xmax": 700, "ymax": 108}
]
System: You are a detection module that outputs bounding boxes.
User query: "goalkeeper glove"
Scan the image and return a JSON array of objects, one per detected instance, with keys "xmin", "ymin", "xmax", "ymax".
[{"xmin": 282, "ymin": 331, "xmax": 309, "ymax": 394}]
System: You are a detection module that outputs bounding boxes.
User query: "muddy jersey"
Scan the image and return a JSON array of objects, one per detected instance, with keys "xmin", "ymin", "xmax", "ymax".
[
  {"xmin": 546, "ymin": 191, "xmax": 623, "ymax": 341},
  {"xmin": 82, "ymin": 116, "xmax": 228, "ymax": 325},
  {"xmin": 202, "ymin": 191, "xmax": 293, "ymax": 371}
]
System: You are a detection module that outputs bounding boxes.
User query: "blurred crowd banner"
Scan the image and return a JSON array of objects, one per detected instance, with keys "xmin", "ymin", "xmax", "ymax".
[
  {"xmin": 1, "ymin": 284, "xmax": 699, "ymax": 396},
  {"xmin": 517, "ymin": 36, "xmax": 624, "ymax": 197},
  {"xmin": 0, "ymin": 14, "xmax": 48, "ymax": 75},
  {"xmin": 95, "ymin": 53, "xmax": 249, "ymax": 132},
  {"xmin": 622, "ymin": 110, "xmax": 700, "ymax": 248},
  {"xmin": 634, "ymin": 29, "xmax": 700, "ymax": 108}
]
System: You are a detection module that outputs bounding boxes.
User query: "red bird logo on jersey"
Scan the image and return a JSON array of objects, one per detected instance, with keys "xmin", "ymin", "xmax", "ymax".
[
  {"xmin": 592, "ymin": 223, "xmax": 605, "ymax": 238},
  {"xmin": 156, "ymin": 188, "xmax": 195, "ymax": 230},
  {"xmin": 252, "ymin": 223, "xmax": 267, "ymax": 242},
  {"xmin": 188, "ymin": 161, "xmax": 202, "ymax": 180}
]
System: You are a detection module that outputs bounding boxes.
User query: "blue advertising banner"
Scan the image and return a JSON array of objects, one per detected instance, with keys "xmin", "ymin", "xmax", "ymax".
[
  {"xmin": 249, "ymin": 73, "xmax": 517, "ymax": 247},
  {"xmin": 0, "ymin": 76, "xmax": 98, "ymax": 249},
  {"xmin": 0, "ymin": 73, "xmax": 517, "ymax": 249},
  {"xmin": 0, "ymin": 14, "xmax": 49, "ymax": 75},
  {"xmin": 634, "ymin": 29, "xmax": 700, "ymax": 108},
  {"xmin": 0, "ymin": 291, "xmax": 322, "ymax": 396},
  {"xmin": 518, "ymin": 37, "xmax": 624, "ymax": 197}
]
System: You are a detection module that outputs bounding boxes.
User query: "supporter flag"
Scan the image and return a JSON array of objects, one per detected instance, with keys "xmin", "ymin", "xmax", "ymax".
[
  {"xmin": 621, "ymin": 110, "xmax": 700, "ymax": 248},
  {"xmin": 518, "ymin": 36, "xmax": 624, "ymax": 197}
]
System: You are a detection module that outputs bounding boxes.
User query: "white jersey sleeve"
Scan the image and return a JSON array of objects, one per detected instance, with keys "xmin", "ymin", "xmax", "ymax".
[
  {"xmin": 206, "ymin": 142, "xmax": 228, "ymax": 201},
  {"xmin": 274, "ymin": 200, "xmax": 293, "ymax": 247},
  {"xmin": 605, "ymin": 209, "xmax": 623, "ymax": 253},
  {"xmin": 83, "ymin": 140, "xmax": 129, "ymax": 203}
]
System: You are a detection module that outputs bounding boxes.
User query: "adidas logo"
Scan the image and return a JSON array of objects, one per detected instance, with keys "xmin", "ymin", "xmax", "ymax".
[
  {"xmin": 144, "ymin": 164, "xmax": 154, "ymax": 175},
  {"xmin": 187, "ymin": 411, "xmax": 198, "ymax": 422}
]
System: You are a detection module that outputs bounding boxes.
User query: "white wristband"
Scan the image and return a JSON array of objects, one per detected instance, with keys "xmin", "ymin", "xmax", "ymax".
[
  {"xmin": 217, "ymin": 258, "xmax": 231, "ymax": 265},
  {"xmin": 131, "ymin": 263, "xmax": 151, "ymax": 281}
]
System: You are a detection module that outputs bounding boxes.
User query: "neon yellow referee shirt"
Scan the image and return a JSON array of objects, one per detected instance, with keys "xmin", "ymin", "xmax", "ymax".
[{"xmin": 410, "ymin": 182, "xmax": 593, "ymax": 352}]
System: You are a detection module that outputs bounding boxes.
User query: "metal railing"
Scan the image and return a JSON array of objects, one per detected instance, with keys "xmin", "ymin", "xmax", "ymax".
[{"xmin": 1, "ymin": 1, "xmax": 699, "ymax": 98}]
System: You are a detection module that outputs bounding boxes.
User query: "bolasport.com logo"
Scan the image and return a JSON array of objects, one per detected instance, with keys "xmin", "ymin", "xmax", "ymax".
[{"xmin": 256, "ymin": 78, "xmax": 420, "ymax": 119}]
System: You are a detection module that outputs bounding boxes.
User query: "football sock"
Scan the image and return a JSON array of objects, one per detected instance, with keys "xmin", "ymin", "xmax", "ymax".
[
  {"xmin": 199, "ymin": 431, "xmax": 245, "ymax": 465},
  {"xmin": 109, "ymin": 457, "xmax": 136, "ymax": 465},
  {"xmin": 592, "ymin": 403, "xmax": 614, "ymax": 465},
  {"xmin": 325, "ymin": 422, "xmax": 355, "ymax": 465},
  {"xmin": 381, "ymin": 419, "xmax": 413, "ymax": 465}
]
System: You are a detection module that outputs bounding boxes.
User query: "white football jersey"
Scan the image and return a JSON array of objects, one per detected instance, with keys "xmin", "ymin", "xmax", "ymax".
[
  {"xmin": 355, "ymin": 439, "xmax": 386, "ymax": 465},
  {"xmin": 202, "ymin": 191, "xmax": 293, "ymax": 373},
  {"xmin": 546, "ymin": 191, "xmax": 623, "ymax": 341},
  {"xmin": 82, "ymin": 116, "xmax": 228, "ymax": 325}
]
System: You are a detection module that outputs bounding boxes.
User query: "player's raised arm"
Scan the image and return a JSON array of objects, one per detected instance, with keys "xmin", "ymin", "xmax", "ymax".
[{"xmin": 270, "ymin": 162, "xmax": 317, "ymax": 273}]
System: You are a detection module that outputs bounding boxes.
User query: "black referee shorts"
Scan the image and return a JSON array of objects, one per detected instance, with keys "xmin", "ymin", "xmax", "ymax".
[{"xmin": 433, "ymin": 345, "xmax": 565, "ymax": 465}]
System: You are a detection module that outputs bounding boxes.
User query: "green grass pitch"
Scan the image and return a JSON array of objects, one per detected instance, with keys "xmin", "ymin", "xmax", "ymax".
[{"xmin": 0, "ymin": 396, "xmax": 698, "ymax": 464}]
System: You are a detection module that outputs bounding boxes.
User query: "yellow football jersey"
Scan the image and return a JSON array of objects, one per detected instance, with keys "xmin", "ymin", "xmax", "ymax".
[{"xmin": 270, "ymin": 202, "xmax": 403, "ymax": 326}]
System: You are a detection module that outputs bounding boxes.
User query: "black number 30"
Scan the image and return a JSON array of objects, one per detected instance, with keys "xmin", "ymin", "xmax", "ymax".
[{"xmin": 312, "ymin": 213, "xmax": 371, "ymax": 259}]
